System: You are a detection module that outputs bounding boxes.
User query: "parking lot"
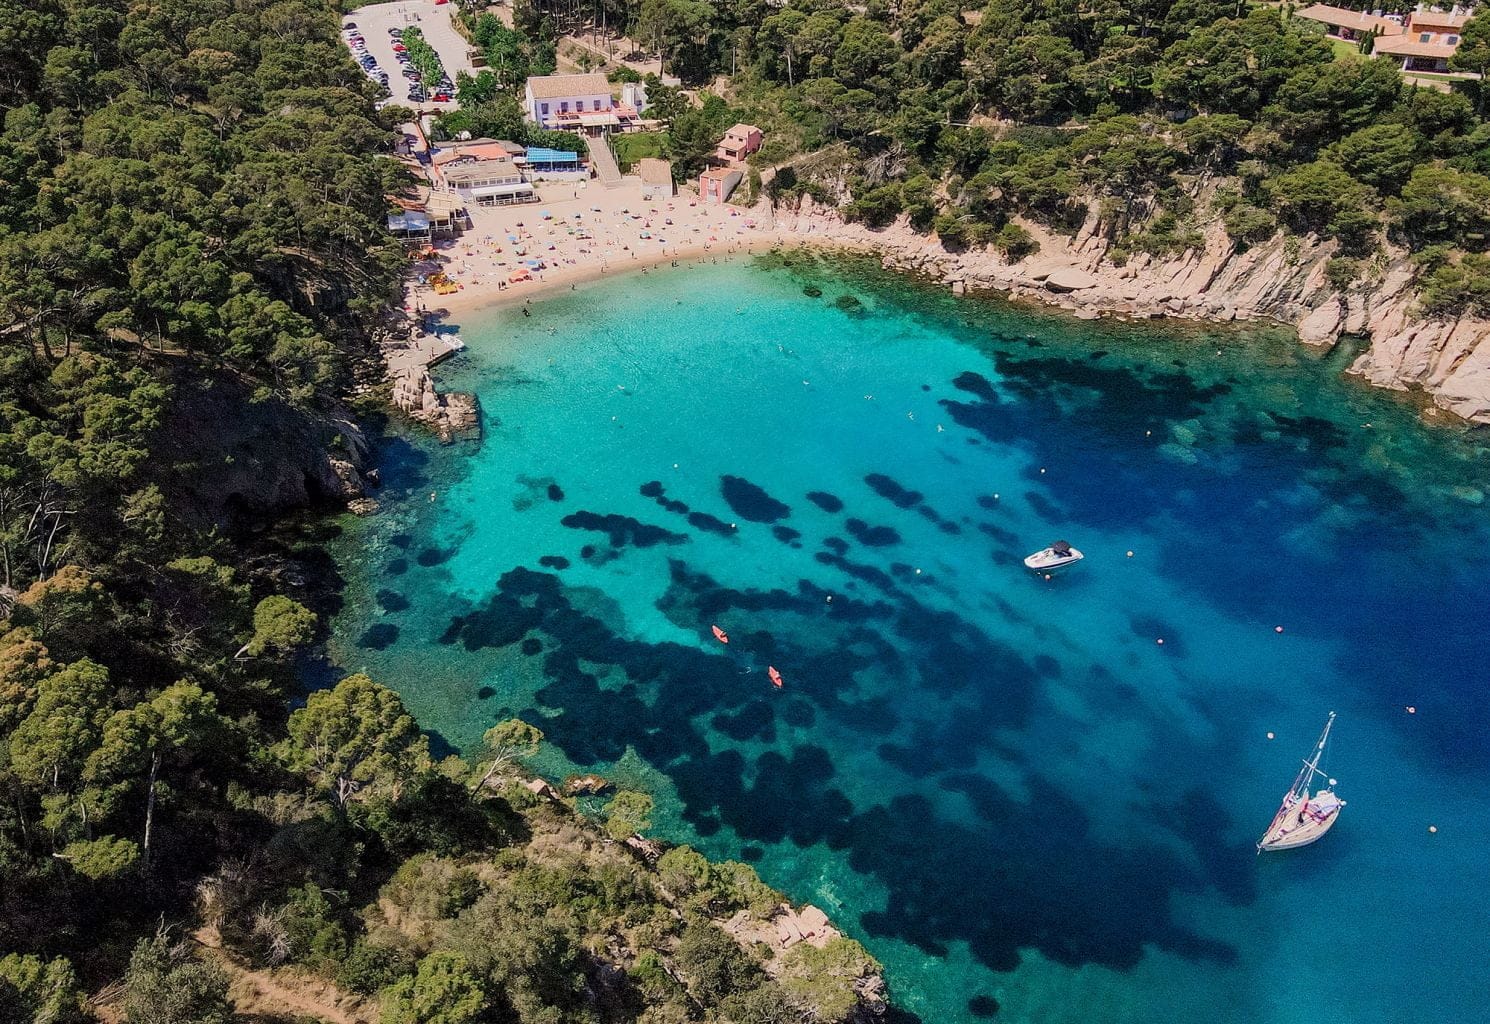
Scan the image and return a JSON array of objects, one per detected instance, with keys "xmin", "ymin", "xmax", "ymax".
[{"xmin": 343, "ymin": 1, "xmax": 475, "ymax": 110}]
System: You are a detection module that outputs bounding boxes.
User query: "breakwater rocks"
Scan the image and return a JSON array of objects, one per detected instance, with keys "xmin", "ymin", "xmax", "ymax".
[{"xmin": 774, "ymin": 196, "xmax": 1490, "ymax": 424}]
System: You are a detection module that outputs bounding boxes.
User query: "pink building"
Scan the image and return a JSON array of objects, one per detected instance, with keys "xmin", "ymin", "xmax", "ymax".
[
  {"xmin": 1295, "ymin": 4, "xmax": 1473, "ymax": 72},
  {"xmin": 714, "ymin": 124, "xmax": 763, "ymax": 166},
  {"xmin": 699, "ymin": 166, "xmax": 743, "ymax": 204}
]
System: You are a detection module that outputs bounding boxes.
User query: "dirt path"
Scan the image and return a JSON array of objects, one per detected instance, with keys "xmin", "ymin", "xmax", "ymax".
[{"xmin": 192, "ymin": 929, "xmax": 378, "ymax": 1024}]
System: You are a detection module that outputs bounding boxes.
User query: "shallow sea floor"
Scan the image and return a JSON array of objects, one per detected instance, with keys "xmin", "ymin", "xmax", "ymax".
[{"xmin": 324, "ymin": 253, "xmax": 1490, "ymax": 1024}]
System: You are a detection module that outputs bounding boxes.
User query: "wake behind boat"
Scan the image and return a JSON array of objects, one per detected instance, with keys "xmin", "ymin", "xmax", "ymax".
[
  {"xmin": 1258, "ymin": 712, "xmax": 1344, "ymax": 853},
  {"xmin": 1024, "ymin": 540, "xmax": 1084, "ymax": 571}
]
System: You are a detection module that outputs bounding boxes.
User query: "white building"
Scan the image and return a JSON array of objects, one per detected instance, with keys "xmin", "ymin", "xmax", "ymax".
[
  {"xmin": 523, "ymin": 73, "xmax": 639, "ymax": 134},
  {"xmin": 443, "ymin": 158, "xmax": 535, "ymax": 206}
]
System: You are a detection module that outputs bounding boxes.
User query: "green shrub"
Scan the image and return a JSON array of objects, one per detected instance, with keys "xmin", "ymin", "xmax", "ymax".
[
  {"xmin": 845, "ymin": 184, "xmax": 903, "ymax": 228},
  {"xmin": 993, "ymin": 222, "xmax": 1039, "ymax": 259},
  {"xmin": 1223, "ymin": 203, "xmax": 1277, "ymax": 246},
  {"xmin": 1325, "ymin": 256, "xmax": 1362, "ymax": 291},
  {"xmin": 934, "ymin": 211, "xmax": 969, "ymax": 249},
  {"xmin": 778, "ymin": 936, "xmax": 882, "ymax": 1024},
  {"xmin": 380, "ymin": 951, "xmax": 488, "ymax": 1024},
  {"xmin": 121, "ymin": 937, "xmax": 232, "ymax": 1024},
  {"xmin": 338, "ymin": 941, "xmax": 416, "ymax": 995},
  {"xmin": 674, "ymin": 920, "xmax": 763, "ymax": 1002},
  {"xmin": 0, "ymin": 953, "xmax": 88, "ymax": 1024}
]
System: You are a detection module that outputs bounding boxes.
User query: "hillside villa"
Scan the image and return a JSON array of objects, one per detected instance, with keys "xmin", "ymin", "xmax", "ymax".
[
  {"xmin": 1296, "ymin": 4, "xmax": 1475, "ymax": 71},
  {"xmin": 524, "ymin": 73, "xmax": 640, "ymax": 134},
  {"xmin": 715, "ymin": 124, "xmax": 763, "ymax": 166}
]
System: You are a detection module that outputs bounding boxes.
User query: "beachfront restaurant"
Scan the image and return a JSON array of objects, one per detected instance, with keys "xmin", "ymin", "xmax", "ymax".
[
  {"xmin": 522, "ymin": 147, "xmax": 583, "ymax": 176},
  {"xmin": 443, "ymin": 160, "xmax": 536, "ymax": 207},
  {"xmin": 386, "ymin": 210, "xmax": 433, "ymax": 243}
]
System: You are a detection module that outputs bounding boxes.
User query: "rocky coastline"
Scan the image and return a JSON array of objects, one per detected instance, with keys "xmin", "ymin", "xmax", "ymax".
[
  {"xmin": 772, "ymin": 195, "xmax": 1490, "ymax": 425},
  {"xmin": 382, "ymin": 306, "xmax": 482, "ymax": 446}
]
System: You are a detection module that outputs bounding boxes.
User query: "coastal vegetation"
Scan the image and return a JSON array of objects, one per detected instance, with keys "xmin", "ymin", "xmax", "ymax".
[
  {"xmin": 0, "ymin": 0, "xmax": 881, "ymax": 1020},
  {"xmin": 491, "ymin": 0, "xmax": 1490, "ymax": 311}
]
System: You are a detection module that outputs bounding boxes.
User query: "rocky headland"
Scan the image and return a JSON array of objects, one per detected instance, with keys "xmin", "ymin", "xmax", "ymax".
[{"xmin": 773, "ymin": 195, "xmax": 1490, "ymax": 424}]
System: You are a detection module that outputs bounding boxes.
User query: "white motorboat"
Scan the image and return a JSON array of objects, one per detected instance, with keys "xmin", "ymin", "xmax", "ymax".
[
  {"xmin": 1257, "ymin": 712, "xmax": 1344, "ymax": 853},
  {"xmin": 1024, "ymin": 540, "xmax": 1084, "ymax": 571}
]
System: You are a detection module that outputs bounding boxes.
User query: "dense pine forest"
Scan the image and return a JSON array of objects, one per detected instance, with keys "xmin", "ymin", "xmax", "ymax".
[{"xmin": 0, "ymin": 2, "xmax": 881, "ymax": 1022}]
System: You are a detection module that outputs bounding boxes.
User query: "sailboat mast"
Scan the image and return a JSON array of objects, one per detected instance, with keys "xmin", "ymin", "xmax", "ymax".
[{"xmin": 1298, "ymin": 711, "xmax": 1336, "ymax": 791}]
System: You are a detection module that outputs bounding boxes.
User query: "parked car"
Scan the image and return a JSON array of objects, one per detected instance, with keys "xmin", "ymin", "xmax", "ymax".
[
  {"xmin": 433, "ymin": 92, "xmax": 451, "ymax": 102},
  {"xmin": 343, "ymin": 20, "xmax": 356, "ymax": 28}
]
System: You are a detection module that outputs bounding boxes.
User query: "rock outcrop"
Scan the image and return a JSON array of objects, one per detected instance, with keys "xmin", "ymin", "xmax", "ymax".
[
  {"xmin": 770, "ymin": 196, "xmax": 1490, "ymax": 423},
  {"xmin": 391, "ymin": 366, "xmax": 481, "ymax": 444}
]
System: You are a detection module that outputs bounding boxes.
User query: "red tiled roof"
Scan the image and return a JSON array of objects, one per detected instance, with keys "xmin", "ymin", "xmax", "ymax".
[
  {"xmin": 1407, "ymin": 10, "xmax": 1470, "ymax": 30},
  {"xmin": 1295, "ymin": 4, "xmax": 1403, "ymax": 34},
  {"xmin": 1374, "ymin": 35, "xmax": 1458, "ymax": 57}
]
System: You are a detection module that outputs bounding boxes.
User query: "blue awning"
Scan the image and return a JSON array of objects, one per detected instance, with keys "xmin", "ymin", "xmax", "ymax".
[{"xmin": 525, "ymin": 147, "xmax": 579, "ymax": 165}]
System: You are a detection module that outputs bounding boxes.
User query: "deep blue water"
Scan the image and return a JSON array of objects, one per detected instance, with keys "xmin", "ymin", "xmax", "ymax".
[{"xmin": 324, "ymin": 253, "xmax": 1490, "ymax": 1023}]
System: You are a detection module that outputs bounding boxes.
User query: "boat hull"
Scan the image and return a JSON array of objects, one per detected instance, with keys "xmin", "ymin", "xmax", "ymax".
[
  {"xmin": 1024, "ymin": 548, "xmax": 1084, "ymax": 571},
  {"xmin": 1257, "ymin": 790, "xmax": 1344, "ymax": 852}
]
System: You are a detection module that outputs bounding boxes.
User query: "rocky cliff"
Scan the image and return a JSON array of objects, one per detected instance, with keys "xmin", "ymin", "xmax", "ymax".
[
  {"xmin": 146, "ymin": 373, "xmax": 372, "ymax": 529},
  {"xmin": 771, "ymin": 196, "xmax": 1490, "ymax": 424}
]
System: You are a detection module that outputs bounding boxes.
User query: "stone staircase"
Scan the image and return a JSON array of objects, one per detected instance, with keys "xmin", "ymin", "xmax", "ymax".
[{"xmin": 584, "ymin": 135, "xmax": 624, "ymax": 189}]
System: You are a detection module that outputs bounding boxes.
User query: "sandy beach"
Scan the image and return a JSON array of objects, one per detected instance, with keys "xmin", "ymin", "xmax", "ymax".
[{"xmin": 408, "ymin": 179, "xmax": 801, "ymax": 320}]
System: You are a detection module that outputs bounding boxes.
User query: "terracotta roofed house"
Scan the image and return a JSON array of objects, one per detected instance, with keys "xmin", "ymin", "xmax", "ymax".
[
  {"xmin": 715, "ymin": 124, "xmax": 763, "ymax": 165},
  {"xmin": 1294, "ymin": 4, "xmax": 1475, "ymax": 73},
  {"xmin": 1295, "ymin": 3, "xmax": 1405, "ymax": 42},
  {"xmin": 1375, "ymin": 7, "xmax": 1474, "ymax": 70},
  {"xmin": 699, "ymin": 165, "xmax": 743, "ymax": 204},
  {"xmin": 523, "ymin": 73, "xmax": 639, "ymax": 134}
]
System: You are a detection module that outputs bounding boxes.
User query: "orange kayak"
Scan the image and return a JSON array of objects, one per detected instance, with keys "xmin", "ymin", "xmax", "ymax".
[
  {"xmin": 768, "ymin": 666, "xmax": 784, "ymax": 688},
  {"xmin": 711, "ymin": 625, "xmax": 729, "ymax": 644}
]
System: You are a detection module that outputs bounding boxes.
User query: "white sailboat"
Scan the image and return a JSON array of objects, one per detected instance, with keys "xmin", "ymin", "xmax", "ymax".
[{"xmin": 1257, "ymin": 712, "xmax": 1344, "ymax": 853}]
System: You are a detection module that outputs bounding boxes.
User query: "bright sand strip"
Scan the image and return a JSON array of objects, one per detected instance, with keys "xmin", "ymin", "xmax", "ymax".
[{"xmin": 407, "ymin": 178, "xmax": 812, "ymax": 319}]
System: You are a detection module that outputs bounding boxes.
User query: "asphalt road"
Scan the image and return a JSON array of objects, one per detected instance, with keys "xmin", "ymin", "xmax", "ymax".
[{"xmin": 344, "ymin": 1, "xmax": 475, "ymax": 111}]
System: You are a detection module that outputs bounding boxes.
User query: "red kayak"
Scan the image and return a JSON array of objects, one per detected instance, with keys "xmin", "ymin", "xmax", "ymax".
[
  {"xmin": 768, "ymin": 666, "xmax": 784, "ymax": 688},
  {"xmin": 711, "ymin": 625, "xmax": 729, "ymax": 644}
]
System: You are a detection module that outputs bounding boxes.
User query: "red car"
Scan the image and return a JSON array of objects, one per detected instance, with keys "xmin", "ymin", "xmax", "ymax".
[
  {"xmin": 433, "ymin": 93, "xmax": 451, "ymax": 102},
  {"xmin": 392, "ymin": 44, "xmax": 407, "ymax": 52}
]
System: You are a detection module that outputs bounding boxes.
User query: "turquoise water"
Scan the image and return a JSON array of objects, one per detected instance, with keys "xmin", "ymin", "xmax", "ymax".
[{"xmin": 325, "ymin": 253, "xmax": 1490, "ymax": 1023}]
